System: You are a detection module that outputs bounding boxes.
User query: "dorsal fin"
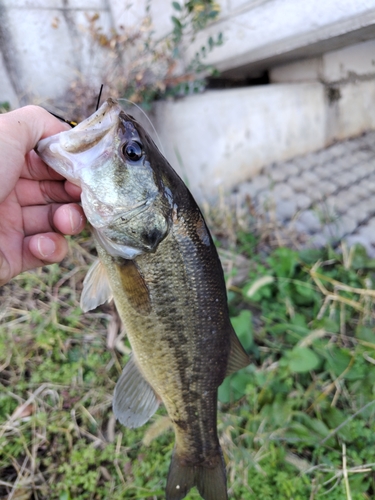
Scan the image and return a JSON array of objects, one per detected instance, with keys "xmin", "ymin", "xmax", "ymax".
[
  {"xmin": 80, "ymin": 259, "xmax": 113, "ymax": 312},
  {"xmin": 113, "ymin": 355, "xmax": 159, "ymax": 428},
  {"xmin": 225, "ymin": 328, "xmax": 250, "ymax": 377}
]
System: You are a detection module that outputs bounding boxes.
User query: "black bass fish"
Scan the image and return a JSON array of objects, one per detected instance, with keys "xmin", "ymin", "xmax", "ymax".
[{"xmin": 36, "ymin": 98, "xmax": 249, "ymax": 500}]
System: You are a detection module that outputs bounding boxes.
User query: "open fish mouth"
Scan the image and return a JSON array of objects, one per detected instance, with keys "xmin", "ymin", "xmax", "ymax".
[
  {"xmin": 36, "ymin": 98, "xmax": 153, "ymax": 230},
  {"xmin": 35, "ymin": 99, "xmax": 121, "ymax": 186}
]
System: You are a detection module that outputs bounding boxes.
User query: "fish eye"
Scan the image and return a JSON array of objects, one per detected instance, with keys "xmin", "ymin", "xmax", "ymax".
[{"xmin": 123, "ymin": 141, "xmax": 143, "ymax": 162}]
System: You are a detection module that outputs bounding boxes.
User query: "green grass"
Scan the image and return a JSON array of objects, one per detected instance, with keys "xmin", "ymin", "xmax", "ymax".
[{"xmin": 1, "ymin": 227, "xmax": 375, "ymax": 499}]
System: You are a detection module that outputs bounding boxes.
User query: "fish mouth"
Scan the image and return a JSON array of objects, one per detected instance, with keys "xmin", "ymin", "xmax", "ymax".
[
  {"xmin": 36, "ymin": 98, "xmax": 155, "ymax": 235},
  {"xmin": 35, "ymin": 98, "xmax": 123, "ymax": 186}
]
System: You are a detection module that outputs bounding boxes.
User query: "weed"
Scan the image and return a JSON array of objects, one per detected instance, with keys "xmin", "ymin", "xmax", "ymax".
[
  {"xmin": 1, "ymin": 222, "xmax": 375, "ymax": 498},
  {"xmin": 59, "ymin": 0, "xmax": 223, "ymax": 121}
]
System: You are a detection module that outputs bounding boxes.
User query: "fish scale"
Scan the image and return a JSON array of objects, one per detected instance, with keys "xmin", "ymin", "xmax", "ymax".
[{"xmin": 35, "ymin": 98, "xmax": 250, "ymax": 500}]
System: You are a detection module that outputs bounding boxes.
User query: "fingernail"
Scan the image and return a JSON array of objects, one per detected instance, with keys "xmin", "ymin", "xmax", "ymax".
[
  {"xmin": 69, "ymin": 207, "xmax": 83, "ymax": 233},
  {"xmin": 38, "ymin": 236, "xmax": 56, "ymax": 258}
]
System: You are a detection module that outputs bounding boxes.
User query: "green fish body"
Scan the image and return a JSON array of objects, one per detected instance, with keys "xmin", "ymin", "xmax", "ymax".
[{"xmin": 36, "ymin": 99, "xmax": 250, "ymax": 500}]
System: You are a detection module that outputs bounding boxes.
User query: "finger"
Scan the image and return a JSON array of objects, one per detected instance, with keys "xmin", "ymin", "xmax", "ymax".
[
  {"xmin": 65, "ymin": 180, "xmax": 82, "ymax": 199},
  {"xmin": 25, "ymin": 233, "xmax": 69, "ymax": 268},
  {"xmin": 53, "ymin": 204, "xmax": 86, "ymax": 235},
  {"xmin": 0, "ymin": 106, "xmax": 70, "ymax": 201},
  {"xmin": 16, "ymin": 178, "xmax": 81, "ymax": 206},
  {"xmin": 22, "ymin": 203, "xmax": 86, "ymax": 236},
  {"xmin": 1, "ymin": 105, "xmax": 70, "ymax": 156},
  {"xmin": 23, "ymin": 149, "xmax": 68, "ymax": 181}
]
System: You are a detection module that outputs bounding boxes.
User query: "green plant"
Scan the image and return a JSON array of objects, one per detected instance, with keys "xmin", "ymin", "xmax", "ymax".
[
  {"xmin": 218, "ymin": 242, "xmax": 375, "ymax": 497},
  {"xmin": 66, "ymin": 1, "xmax": 223, "ymax": 118},
  {"xmin": 1, "ymin": 224, "xmax": 375, "ymax": 498}
]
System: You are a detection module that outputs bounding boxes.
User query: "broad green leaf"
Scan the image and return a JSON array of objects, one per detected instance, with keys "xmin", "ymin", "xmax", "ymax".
[
  {"xmin": 268, "ymin": 247, "xmax": 299, "ymax": 278},
  {"xmin": 324, "ymin": 348, "xmax": 352, "ymax": 377},
  {"xmin": 230, "ymin": 310, "xmax": 253, "ymax": 350},
  {"xmin": 288, "ymin": 347, "xmax": 320, "ymax": 373}
]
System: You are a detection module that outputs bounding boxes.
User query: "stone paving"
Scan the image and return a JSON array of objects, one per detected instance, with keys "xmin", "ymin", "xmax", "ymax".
[{"xmin": 232, "ymin": 130, "xmax": 375, "ymax": 256}]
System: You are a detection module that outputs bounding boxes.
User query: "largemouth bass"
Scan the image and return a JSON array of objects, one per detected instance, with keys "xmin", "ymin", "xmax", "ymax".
[{"xmin": 36, "ymin": 98, "xmax": 250, "ymax": 500}]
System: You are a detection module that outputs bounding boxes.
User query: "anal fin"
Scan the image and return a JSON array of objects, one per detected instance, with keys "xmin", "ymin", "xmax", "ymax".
[
  {"xmin": 113, "ymin": 355, "xmax": 159, "ymax": 428},
  {"xmin": 225, "ymin": 327, "xmax": 251, "ymax": 377},
  {"xmin": 80, "ymin": 259, "xmax": 113, "ymax": 312}
]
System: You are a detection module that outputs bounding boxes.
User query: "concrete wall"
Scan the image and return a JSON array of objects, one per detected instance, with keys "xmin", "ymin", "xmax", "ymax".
[
  {"xmin": 153, "ymin": 83, "xmax": 327, "ymax": 201},
  {"xmin": 270, "ymin": 39, "xmax": 375, "ymax": 83},
  {"xmin": 1, "ymin": 0, "xmax": 375, "ymax": 202},
  {"xmin": 2, "ymin": 0, "xmax": 375, "ymax": 106},
  {"xmin": 188, "ymin": 0, "xmax": 375, "ymax": 78},
  {"xmin": 0, "ymin": 0, "xmax": 113, "ymax": 107},
  {"xmin": 153, "ymin": 37, "xmax": 375, "ymax": 202},
  {"xmin": 270, "ymin": 39, "xmax": 375, "ymax": 143}
]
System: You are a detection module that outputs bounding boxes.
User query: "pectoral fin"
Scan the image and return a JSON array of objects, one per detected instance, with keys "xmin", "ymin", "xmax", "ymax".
[
  {"xmin": 80, "ymin": 259, "xmax": 113, "ymax": 312},
  {"xmin": 225, "ymin": 328, "xmax": 250, "ymax": 377},
  {"xmin": 113, "ymin": 355, "xmax": 159, "ymax": 428}
]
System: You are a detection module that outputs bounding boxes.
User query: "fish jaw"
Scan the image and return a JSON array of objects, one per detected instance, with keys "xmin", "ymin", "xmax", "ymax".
[
  {"xmin": 36, "ymin": 98, "xmax": 121, "ymax": 188},
  {"xmin": 37, "ymin": 99, "xmax": 144, "ymax": 227}
]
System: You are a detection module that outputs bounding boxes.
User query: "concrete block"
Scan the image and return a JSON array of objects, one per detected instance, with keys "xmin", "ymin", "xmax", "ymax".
[
  {"xmin": 295, "ymin": 193, "xmax": 311, "ymax": 210},
  {"xmin": 357, "ymin": 199, "xmax": 375, "ymax": 218},
  {"xmin": 319, "ymin": 181, "xmax": 337, "ymax": 197},
  {"xmin": 186, "ymin": 0, "xmax": 375, "ymax": 77},
  {"xmin": 364, "ymin": 179, "xmax": 375, "ymax": 193},
  {"xmin": 334, "ymin": 190, "xmax": 359, "ymax": 212},
  {"xmin": 293, "ymin": 155, "xmax": 316, "ymax": 170},
  {"xmin": 309, "ymin": 188, "xmax": 325, "ymax": 203},
  {"xmin": 314, "ymin": 165, "xmax": 332, "ymax": 179},
  {"xmin": 288, "ymin": 176, "xmax": 308, "ymax": 192},
  {"xmin": 251, "ymin": 175, "xmax": 271, "ymax": 194},
  {"xmin": 357, "ymin": 224, "xmax": 375, "ymax": 245},
  {"xmin": 337, "ymin": 215, "xmax": 357, "ymax": 235},
  {"xmin": 350, "ymin": 184, "xmax": 371, "ymax": 200},
  {"xmin": 296, "ymin": 209, "xmax": 322, "ymax": 234},
  {"xmin": 301, "ymin": 171, "xmax": 319, "ymax": 185},
  {"xmin": 1, "ymin": 3, "xmax": 111, "ymax": 102},
  {"xmin": 282, "ymin": 163, "xmax": 299, "ymax": 177},
  {"xmin": 351, "ymin": 202, "xmax": 371, "ymax": 223},
  {"xmin": 275, "ymin": 199, "xmax": 298, "ymax": 221},
  {"xmin": 322, "ymin": 39, "xmax": 375, "ymax": 83},
  {"xmin": 358, "ymin": 162, "xmax": 375, "ymax": 176},
  {"xmin": 269, "ymin": 165, "xmax": 289, "ymax": 183},
  {"xmin": 154, "ymin": 84, "xmax": 326, "ymax": 201},
  {"xmin": 324, "ymin": 163, "xmax": 339, "ymax": 176},
  {"xmin": 268, "ymin": 39, "xmax": 375, "ymax": 86},
  {"xmin": 322, "ymin": 220, "xmax": 347, "ymax": 241},
  {"xmin": 272, "ymin": 183, "xmax": 294, "ymax": 201},
  {"xmin": 329, "ymin": 80, "xmax": 375, "ymax": 142},
  {"xmin": 356, "ymin": 150, "xmax": 375, "ymax": 161},
  {"xmin": 353, "ymin": 164, "xmax": 373, "ymax": 178},
  {"xmin": 237, "ymin": 182, "xmax": 259, "ymax": 200},
  {"xmin": 270, "ymin": 57, "xmax": 322, "ymax": 83},
  {"xmin": 327, "ymin": 143, "xmax": 348, "ymax": 158}
]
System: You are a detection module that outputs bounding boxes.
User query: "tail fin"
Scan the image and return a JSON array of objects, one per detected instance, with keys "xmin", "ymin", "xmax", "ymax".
[{"xmin": 166, "ymin": 450, "xmax": 228, "ymax": 500}]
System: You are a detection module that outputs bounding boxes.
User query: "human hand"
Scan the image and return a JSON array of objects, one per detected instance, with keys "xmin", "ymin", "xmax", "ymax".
[{"xmin": 0, "ymin": 105, "xmax": 86, "ymax": 286}]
